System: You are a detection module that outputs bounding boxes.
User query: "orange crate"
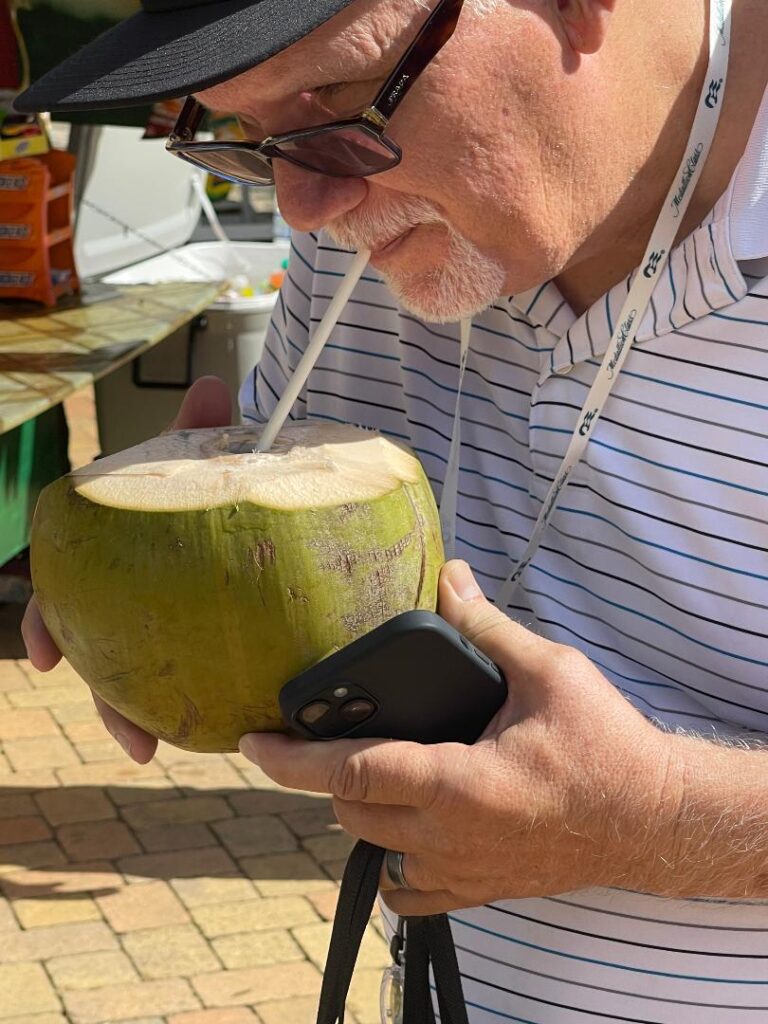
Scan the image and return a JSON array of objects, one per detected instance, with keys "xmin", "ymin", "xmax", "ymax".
[{"xmin": 0, "ymin": 151, "xmax": 78, "ymax": 306}]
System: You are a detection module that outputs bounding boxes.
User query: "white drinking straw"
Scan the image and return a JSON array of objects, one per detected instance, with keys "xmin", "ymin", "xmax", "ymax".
[{"xmin": 256, "ymin": 248, "xmax": 371, "ymax": 452}]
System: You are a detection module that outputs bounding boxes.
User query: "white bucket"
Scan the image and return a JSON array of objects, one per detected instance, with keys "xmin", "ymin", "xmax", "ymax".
[{"xmin": 96, "ymin": 241, "xmax": 289, "ymax": 455}]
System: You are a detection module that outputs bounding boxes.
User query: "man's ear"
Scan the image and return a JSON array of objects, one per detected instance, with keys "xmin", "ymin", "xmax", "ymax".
[{"xmin": 554, "ymin": 0, "xmax": 617, "ymax": 55}]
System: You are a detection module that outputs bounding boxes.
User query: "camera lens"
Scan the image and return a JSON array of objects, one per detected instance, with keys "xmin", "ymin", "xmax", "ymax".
[
  {"xmin": 299, "ymin": 700, "xmax": 331, "ymax": 725},
  {"xmin": 339, "ymin": 698, "xmax": 376, "ymax": 723}
]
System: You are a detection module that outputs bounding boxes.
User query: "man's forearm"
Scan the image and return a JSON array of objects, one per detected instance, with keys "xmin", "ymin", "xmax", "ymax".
[{"xmin": 636, "ymin": 733, "xmax": 768, "ymax": 900}]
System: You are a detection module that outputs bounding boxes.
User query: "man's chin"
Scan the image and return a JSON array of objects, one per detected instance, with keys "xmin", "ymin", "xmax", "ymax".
[{"xmin": 379, "ymin": 265, "xmax": 506, "ymax": 324}]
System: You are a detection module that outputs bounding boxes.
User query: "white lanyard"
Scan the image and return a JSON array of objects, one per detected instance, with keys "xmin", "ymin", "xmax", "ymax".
[{"xmin": 438, "ymin": 0, "xmax": 732, "ymax": 607}]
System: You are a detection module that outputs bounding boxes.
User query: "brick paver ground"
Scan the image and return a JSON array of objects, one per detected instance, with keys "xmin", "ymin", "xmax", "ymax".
[{"xmin": 0, "ymin": 388, "xmax": 389, "ymax": 1024}]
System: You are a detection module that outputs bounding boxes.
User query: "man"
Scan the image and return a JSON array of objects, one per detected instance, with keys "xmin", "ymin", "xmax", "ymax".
[{"xmin": 17, "ymin": 0, "xmax": 768, "ymax": 1019}]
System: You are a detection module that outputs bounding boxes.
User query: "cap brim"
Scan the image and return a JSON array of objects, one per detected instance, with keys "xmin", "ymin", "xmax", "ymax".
[{"xmin": 14, "ymin": 0, "xmax": 355, "ymax": 113}]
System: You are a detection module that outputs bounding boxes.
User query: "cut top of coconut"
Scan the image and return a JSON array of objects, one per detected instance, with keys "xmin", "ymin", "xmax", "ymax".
[{"xmin": 70, "ymin": 423, "xmax": 425, "ymax": 511}]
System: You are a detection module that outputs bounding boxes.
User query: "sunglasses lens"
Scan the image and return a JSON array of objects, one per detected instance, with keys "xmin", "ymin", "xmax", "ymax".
[
  {"xmin": 176, "ymin": 147, "xmax": 275, "ymax": 186},
  {"xmin": 275, "ymin": 125, "xmax": 399, "ymax": 177}
]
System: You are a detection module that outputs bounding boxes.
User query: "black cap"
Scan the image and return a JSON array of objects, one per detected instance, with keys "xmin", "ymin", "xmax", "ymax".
[{"xmin": 14, "ymin": 0, "xmax": 357, "ymax": 114}]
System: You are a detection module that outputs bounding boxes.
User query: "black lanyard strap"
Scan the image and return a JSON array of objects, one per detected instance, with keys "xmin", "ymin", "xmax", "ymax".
[{"xmin": 316, "ymin": 839, "xmax": 469, "ymax": 1024}]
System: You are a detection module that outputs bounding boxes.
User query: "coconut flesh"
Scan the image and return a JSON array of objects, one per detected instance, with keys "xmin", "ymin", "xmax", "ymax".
[{"xmin": 30, "ymin": 421, "xmax": 444, "ymax": 752}]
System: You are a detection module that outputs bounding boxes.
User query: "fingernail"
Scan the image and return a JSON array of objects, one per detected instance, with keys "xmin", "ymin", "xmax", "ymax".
[
  {"xmin": 447, "ymin": 561, "xmax": 483, "ymax": 602},
  {"xmin": 238, "ymin": 734, "xmax": 261, "ymax": 764},
  {"xmin": 113, "ymin": 732, "xmax": 132, "ymax": 758}
]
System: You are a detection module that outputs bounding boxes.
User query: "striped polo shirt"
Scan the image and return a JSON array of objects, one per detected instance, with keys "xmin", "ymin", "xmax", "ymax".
[{"xmin": 240, "ymin": 86, "xmax": 768, "ymax": 1022}]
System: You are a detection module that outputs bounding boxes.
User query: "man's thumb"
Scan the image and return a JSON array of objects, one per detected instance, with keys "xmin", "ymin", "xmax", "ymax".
[
  {"xmin": 438, "ymin": 559, "xmax": 546, "ymax": 667},
  {"xmin": 167, "ymin": 375, "xmax": 233, "ymax": 432}
]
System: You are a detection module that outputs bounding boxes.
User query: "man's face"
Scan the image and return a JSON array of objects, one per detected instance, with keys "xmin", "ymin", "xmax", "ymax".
[{"xmin": 197, "ymin": 0, "xmax": 620, "ymax": 321}]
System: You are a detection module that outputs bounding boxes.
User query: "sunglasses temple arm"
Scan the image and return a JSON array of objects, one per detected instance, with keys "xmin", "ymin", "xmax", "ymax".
[{"xmin": 371, "ymin": 0, "xmax": 465, "ymax": 121}]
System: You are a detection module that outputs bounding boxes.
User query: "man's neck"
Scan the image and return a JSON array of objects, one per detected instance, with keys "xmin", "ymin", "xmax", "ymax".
[{"xmin": 555, "ymin": 0, "xmax": 768, "ymax": 316}]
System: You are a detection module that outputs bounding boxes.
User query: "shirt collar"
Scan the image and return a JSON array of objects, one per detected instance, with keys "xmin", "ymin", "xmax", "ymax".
[{"xmin": 510, "ymin": 83, "xmax": 768, "ymax": 376}]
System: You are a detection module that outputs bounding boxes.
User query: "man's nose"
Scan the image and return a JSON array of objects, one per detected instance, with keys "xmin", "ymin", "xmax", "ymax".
[{"xmin": 273, "ymin": 161, "xmax": 367, "ymax": 232}]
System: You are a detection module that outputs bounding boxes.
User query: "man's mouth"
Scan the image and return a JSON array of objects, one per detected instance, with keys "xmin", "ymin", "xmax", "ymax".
[{"xmin": 369, "ymin": 226, "xmax": 416, "ymax": 261}]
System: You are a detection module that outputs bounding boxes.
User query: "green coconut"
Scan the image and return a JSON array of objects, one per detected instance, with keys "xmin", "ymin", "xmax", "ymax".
[{"xmin": 31, "ymin": 422, "xmax": 444, "ymax": 752}]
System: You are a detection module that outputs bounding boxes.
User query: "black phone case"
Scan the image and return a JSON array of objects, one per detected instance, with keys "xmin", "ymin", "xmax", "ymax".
[{"xmin": 278, "ymin": 610, "xmax": 507, "ymax": 745}]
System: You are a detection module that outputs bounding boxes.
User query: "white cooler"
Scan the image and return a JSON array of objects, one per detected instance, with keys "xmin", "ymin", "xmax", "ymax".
[{"xmin": 95, "ymin": 241, "xmax": 289, "ymax": 454}]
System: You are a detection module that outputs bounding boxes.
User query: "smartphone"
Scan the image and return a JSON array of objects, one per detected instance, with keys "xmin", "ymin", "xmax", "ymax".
[{"xmin": 278, "ymin": 610, "xmax": 507, "ymax": 745}]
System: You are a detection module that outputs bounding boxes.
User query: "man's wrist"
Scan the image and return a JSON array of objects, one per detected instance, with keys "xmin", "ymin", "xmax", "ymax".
[{"xmin": 622, "ymin": 730, "xmax": 768, "ymax": 900}]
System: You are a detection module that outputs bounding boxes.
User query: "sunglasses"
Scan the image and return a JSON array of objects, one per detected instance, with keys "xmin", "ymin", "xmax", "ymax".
[{"xmin": 166, "ymin": 0, "xmax": 465, "ymax": 186}]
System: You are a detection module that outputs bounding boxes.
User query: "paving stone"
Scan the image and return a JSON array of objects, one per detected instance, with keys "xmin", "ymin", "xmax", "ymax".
[
  {"xmin": 97, "ymin": 880, "xmax": 190, "ymax": 932},
  {"xmin": 0, "ymin": 753, "xmax": 11, "ymax": 774},
  {"xmin": 134, "ymin": 822, "xmax": 216, "ymax": 853},
  {"xmin": 108, "ymin": 781, "xmax": 181, "ymax": 806},
  {"xmin": 190, "ymin": 961, "xmax": 321, "ymax": 1007},
  {"xmin": 226, "ymin": 791, "xmax": 321, "ymax": 817},
  {"xmin": 0, "ymin": 963, "xmax": 60, "ymax": 1019},
  {"xmin": 34, "ymin": 788, "xmax": 116, "ymax": 827},
  {"xmin": 0, "ymin": 842, "xmax": 67, "ymax": 875},
  {"xmin": 228, "ymin": 766, "xmax": 284, "ymax": 792},
  {"xmin": 0, "ymin": 796, "xmax": 37, "ymax": 820},
  {"xmin": 115, "ymin": 1019, "xmax": 164, "ymax": 1024},
  {"xmin": 0, "ymin": 921, "xmax": 118, "ymax": 963},
  {"xmin": 50, "ymin": 704, "xmax": 98, "ymax": 726},
  {"xmin": 61, "ymin": 720, "xmax": 109, "ymax": 744},
  {"xmin": 0, "ymin": 817, "xmax": 52, "ymax": 847},
  {"xmin": 57, "ymin": 761, "xmax": 166, "ymax": 788},
  {"xmin": 168, "ymin": 761, "xmax": 249, "ymax": 792},
  {"xmin": 0, "ymin": 1014, "xmax": 67, "ymax": 1024},
  {"xmin": 118, "ymin": 847, "xmax": 239, "ymax": 884},
  {"xmin": 9, "ymin": 687, "xmax": 88, "ymax": 709},
  {"xmin": 0, "ymin": 863, "xmax": 123, "ymax": 901},
  {"xmin": 57, "ymin": 821, "xmax": 140, "ymax": 862},
  {"xmin": 62, "ymin": 978, "xmax": 199, "ymax": 1023},
  {"xmin": 305, "ymin": 889, "xmax": 339, "ymax": 921},
  {"xmin": 292, "ymin": 921, "xmax": 389, "ymax": 972},
  {"xmin": 45, "ymin": 950, "xmax": 139, "ymax": 990},
  {"xmin": 0, "ymin": 899, "xmax": 18, "ymax": 932},
  {"xmin": 240, "ymin": 852, "xmax": 335, "ymax": 898},
  {"xmin": 122, "ymin": 924, "xmax": 221, "ymax": 978},
  {"xmin": 347, "ymin": 968, "xmax": 383, "ymax": 1024},
  {"xmin": 0, "ymin": 770, "xmax": 58, "ymax": 790},
  {"xmin": 210, "ymin": 929, "xmax": 304, "ymax": 970},
  {"xmin": 18, "ymin": 661, "xmax": 85, "ymax": 690},
  {"xmin": 170, "ymin": 876, "xmax": 257, "ymax": 910},
  {"xmin": 321, "ymin": 860, "xmax": 349, "ymax": 883},
  {"xmin": 255, "ymin": 997, "xmax": 330, "ymax": 1024},
  {"xmin": 168, "ymin": 1009, "xmax": 259, "ymax": 1024},
  {"xmin": 191, "ymin": 897, "xmax": 318, "ymax": 939},
  {"xmin": 121, "ymin": 797, "xmax": 233, "ymax": 831},
  {"xmin": 152, "ymin": 746, "xmax": 210, "ymax": 768},
  {"xmin": 11, "ymin": 895, "xmax": 102, "ymax": 928},
  {"xmin": 0, "ymin": 664, "xmax": 31, "ymax": 693},
  {"xmin": 211, "ymin": 817, "xmax": 297, "ymax": 859},
  {"xmin": 279, "ymin": 805, "xmax": 338, "ymax": 838},
  {"xmin": 302, "ymin": 832, "xmax": 356, "ymax": 864},
  {"xmin": 0, "ymin": 710, "xmax": 61, "ymax": 741},
  {"xmin": 2, "ymin": 738, "xmax": 78, "ymax": 772},
  {"xmin": 73, "ymin": 739, "xmax": 129, "ymax": 763}
]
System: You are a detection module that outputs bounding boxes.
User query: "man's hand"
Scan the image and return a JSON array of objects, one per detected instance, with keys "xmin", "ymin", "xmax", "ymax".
[
  {"xmin": 238, "ymin": 560, "xmax": 684, "ymax": 915},
  {"xmin": 21, "ymin": 375, "xmax": 233, "ymax": 764}
]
